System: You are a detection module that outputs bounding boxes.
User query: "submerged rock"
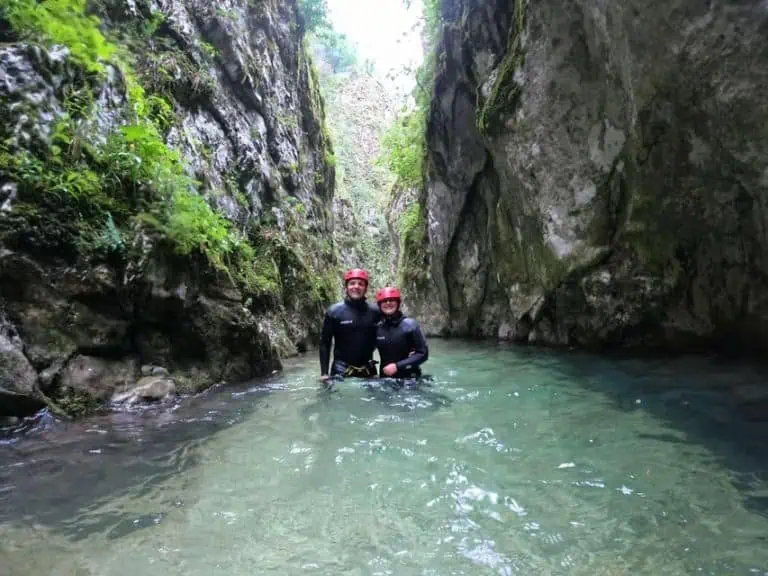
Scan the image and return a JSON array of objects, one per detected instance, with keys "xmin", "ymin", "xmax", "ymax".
[{"xmin": 408, "ymin": 0, "xmax": 768, "ymax": 355}]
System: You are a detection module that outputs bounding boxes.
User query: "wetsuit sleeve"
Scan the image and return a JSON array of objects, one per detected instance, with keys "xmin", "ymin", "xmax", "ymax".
[
  {"xmin": 319, "ymin": 311, "xmax": 333, "ymax": 375},
  {"xmin": 395, "ymin": 321, "xmax": 429, "ymax": 371}
]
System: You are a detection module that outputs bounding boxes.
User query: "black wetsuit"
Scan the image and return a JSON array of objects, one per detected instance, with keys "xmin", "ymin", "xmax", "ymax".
[
  {"xmin": 376, "ymin": 312, "xmax": 429, "ymax": 378},
  {"xmin": 319, "ymin": 298, "xmax": 381, "ymax": 377}
]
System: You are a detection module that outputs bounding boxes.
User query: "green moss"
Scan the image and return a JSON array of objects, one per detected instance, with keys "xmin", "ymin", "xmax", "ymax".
[
  {"xmin": 199, "ymin": 41, "xmax": 219, "ymax": 60},
  {"xmin": 399, "ymin": 202, "xmax": 422, "ymax": 239},
  {"xmin": 1, "ymin": 4, "xmax": 253, "ymax": 279},
  {"xmin": 236, "ymin": 228, "xmax": 281, "ymax": 299},
  {"xmin": 55, "ymin": 386, "xmax": 101, "ymax": 418},
  {"xmin": 239, "ymin": 214, "xmax": 339, "ymax": 310},
  {"xmin": 141, "ymin": 11, "xmax": 166, "ymax": 37},
  {"xmin": 1, "ymin": 0, "xmax": 340, "ymax": 321},
  {"xmin": 306, "ymin": 51, "xmax": 323, "ymax": 112},
  {"xmin": 477, "ymin": 0, "xmax": 526, "ymax": 137},
  {"xmin": 0, "ymin": 115, "xmax": 130, "ymax": 259},
  {"xmin": 240, "ymin": 256, "xmax": 282, "ymax": 299},
  {"xmin": 584, "ymin": 152, "xmax": 680, "ymax": 278},
  {"xmin": 62, "ymin": 85, "xmax": 95, "ymax": 118},
  {"xmin": 215, "ymin": 7, "xmax": 237, "ymax": 22},
  {"xmin": 305, "ymin": 50, "xmax": 335, "ymax": 173},
  {"xmin": 140, "ymin": 189, "xmax": 253, "ymax": 272},
  {"xmin": 491, "ymin": 198, "xmax": 566, "ymax": 292},
  {"xmin": 278, "ymin": 111, "xmax": 299, "ymax": 131},
  {"xmin": 378, "ymin": 109, "xmax": 425, "ymax": 189},
  {"xmin": 396, "ymin": 202, "xmax": 430, "ymax": 290},
  {"xmin": 2, "ymin": 0, "xmax": 116, "ymax": 74},
  {"xmin": 311, "ymin": 269, "xmax": 339, "ymax": 305},
  {"xmin": 623, "ymin": 229, "xmax": 677, "ymax": 275},
  {"xmin": 136, "ymin": 48, "xmax": 216, "ymax": 102},
  {"xmin": 621, "ymin": 190, "xmax": 682, "ymax": 277}
]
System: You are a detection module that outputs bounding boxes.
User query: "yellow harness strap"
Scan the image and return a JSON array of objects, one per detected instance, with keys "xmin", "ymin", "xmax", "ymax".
[{"xmin": 343, "ymin": 364, "xmax": 371, "ymax": 377}]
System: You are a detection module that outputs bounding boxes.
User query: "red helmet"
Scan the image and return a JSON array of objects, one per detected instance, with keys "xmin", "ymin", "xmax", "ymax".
[
  {"xmin": 343, "ymin": 268, "xmax": 369, "ymax": 283},
  {"xmin": 376, "ymin": 286, "xmax": 401, "ymax": 303}
]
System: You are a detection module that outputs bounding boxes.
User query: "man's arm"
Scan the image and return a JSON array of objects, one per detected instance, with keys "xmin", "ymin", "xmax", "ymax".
[
  {"xmin": 395, "ymin": 321, "xmax": 428, "ymax": 371},
  {"xmin": 319, "ymin": 311, "xmax": 333, "ymax": 376}
]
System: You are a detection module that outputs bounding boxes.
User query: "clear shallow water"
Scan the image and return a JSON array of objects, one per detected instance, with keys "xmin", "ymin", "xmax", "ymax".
[{"xmin": 1, "ymin": 340, "xmax": 768, "ymax": 575}]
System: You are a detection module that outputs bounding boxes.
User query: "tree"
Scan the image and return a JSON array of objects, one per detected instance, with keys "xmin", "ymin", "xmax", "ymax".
[
  {"xmin": 314, "ymin": 27, "xmax": 358, "ymax": 72},
  {"xmin": 298, "ymin": 0, "xmax": 329, "ymax": 33}
]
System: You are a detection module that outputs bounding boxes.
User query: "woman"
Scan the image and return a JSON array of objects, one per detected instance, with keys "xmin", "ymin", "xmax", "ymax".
[{"xmin": 374, "ymin": 286, "xmax": 429, "ymax": 378}]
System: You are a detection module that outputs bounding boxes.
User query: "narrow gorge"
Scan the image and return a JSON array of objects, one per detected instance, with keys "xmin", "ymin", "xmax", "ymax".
[
  {"xmin": 2, "ymin": 0, "xmax": 768, "ymax": 421},
  {"xmin": 1, "ymin": 2, "xmax": 767, "ymax": 573}
]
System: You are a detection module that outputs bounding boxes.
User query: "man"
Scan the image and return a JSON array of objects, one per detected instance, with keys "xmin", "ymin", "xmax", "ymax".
[
  {"xmin": 319, "ymin": 268, "xmax": 381, "ymax": 381},
  {"xmin": 374, "ymin": 286, "xmax": 428, "ymax": 379}
]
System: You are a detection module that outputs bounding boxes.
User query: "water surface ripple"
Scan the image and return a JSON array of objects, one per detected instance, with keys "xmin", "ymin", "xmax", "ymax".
[{"xmin": 1, "ymin": 340, "xmax": 767, "ymax": 575}]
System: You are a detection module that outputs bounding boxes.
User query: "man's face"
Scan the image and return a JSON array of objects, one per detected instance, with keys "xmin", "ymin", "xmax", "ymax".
[{"xmin": 346, "ymin": 279, "xmax": 367, "ymax": 300}]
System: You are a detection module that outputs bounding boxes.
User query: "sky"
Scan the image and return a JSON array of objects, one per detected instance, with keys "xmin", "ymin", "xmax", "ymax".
[{"xmin": 325, "ymin": 0, "xmax": 424, "ymax": 99}]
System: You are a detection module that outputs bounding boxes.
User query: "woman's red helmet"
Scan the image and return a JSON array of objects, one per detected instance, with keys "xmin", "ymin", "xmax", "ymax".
[
  {"xmin": 375, "ymin": 286, "xmax": 401, "ymax": 303},
  {"xmin": 343, "ymin": 268, "xmax": 369, "ymax": 284}
]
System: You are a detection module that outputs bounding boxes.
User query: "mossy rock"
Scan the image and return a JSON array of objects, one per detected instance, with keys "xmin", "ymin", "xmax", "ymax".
[
  {"xmin": 477, "ymin": 0, "xmax": 527, "ymax": 137},
  {"xmin": 54, "ymin": 386, "xmax": 103, "ymax": 418}
]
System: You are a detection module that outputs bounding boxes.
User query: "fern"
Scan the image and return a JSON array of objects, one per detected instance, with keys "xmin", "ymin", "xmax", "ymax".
[
  {"xmin": 1, "ymin": 0, "xmax": 264, "ymax": 289},
  {"xmin": 3, "ymin": 0, "xmax": 116, "ymax": 74}
]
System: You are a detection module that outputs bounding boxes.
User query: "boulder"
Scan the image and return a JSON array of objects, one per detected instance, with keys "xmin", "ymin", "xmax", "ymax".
[
  {"xmin": 0, "ymin": 329, "xmax": 43, "ymax": 416},
  {"xmin": 112, "ymin": 375, "xmax": 176, "ymax": 406}
]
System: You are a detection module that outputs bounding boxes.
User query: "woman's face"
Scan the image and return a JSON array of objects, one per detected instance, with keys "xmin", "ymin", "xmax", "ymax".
[{"xmin": 379, "ymin": 298, "xmax": 399, "ymax": 316}]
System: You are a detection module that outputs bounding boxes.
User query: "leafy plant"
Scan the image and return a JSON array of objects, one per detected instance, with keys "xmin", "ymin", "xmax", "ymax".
[
  {"xmin": 377, "ymin": 0, "xmax": 441, "ymax": 189},
  {"xmin": 312, "ymin": 27, "xmax": 358, "ymax": 73},
  {"xmin": 378, "ymin": 108, "xmax": 425, "ymax": 189},
  {"xmin": 297, "ymin": 0, "xmax": 329, "ymax": 33},
  {"xmin": 2, "ymin": 0, "xmax": 116, "ymax": 74},
  {"xmin": 1, "ymin": 0, "xmax": 339, "ymax": 314}
]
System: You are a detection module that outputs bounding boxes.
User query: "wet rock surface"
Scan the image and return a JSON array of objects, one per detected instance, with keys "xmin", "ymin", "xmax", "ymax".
[
  {"xmin": 0, "ymin": 316, "xmax": 43, "ymax": 416},
  {"xmin": 411, "ymin": 0, "xmax": 768, "ymax": 356},
  {"xmin": 112, "ymin": 375, "xmax": 176, "ymax": 406}
]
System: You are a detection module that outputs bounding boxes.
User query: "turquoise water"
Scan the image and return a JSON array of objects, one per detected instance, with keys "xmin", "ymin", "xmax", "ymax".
[{"xmin": 1, "ymin": 340, "xmax": 768, "ymax": 575}]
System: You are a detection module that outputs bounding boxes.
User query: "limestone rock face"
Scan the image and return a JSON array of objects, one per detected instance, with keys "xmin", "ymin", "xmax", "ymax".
[
  {"xmin": 0, "ymin": 0, "xmax": 339, "ymax": 416},
  {"xmin": 412, "ymin": 0, "xmax": 768, "ymax": 353}
]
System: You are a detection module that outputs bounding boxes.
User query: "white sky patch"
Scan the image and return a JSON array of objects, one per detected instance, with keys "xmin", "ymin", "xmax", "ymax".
[{"xmin": 326, "ymin": 0, "xmax": 424, "ymax": 99}]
